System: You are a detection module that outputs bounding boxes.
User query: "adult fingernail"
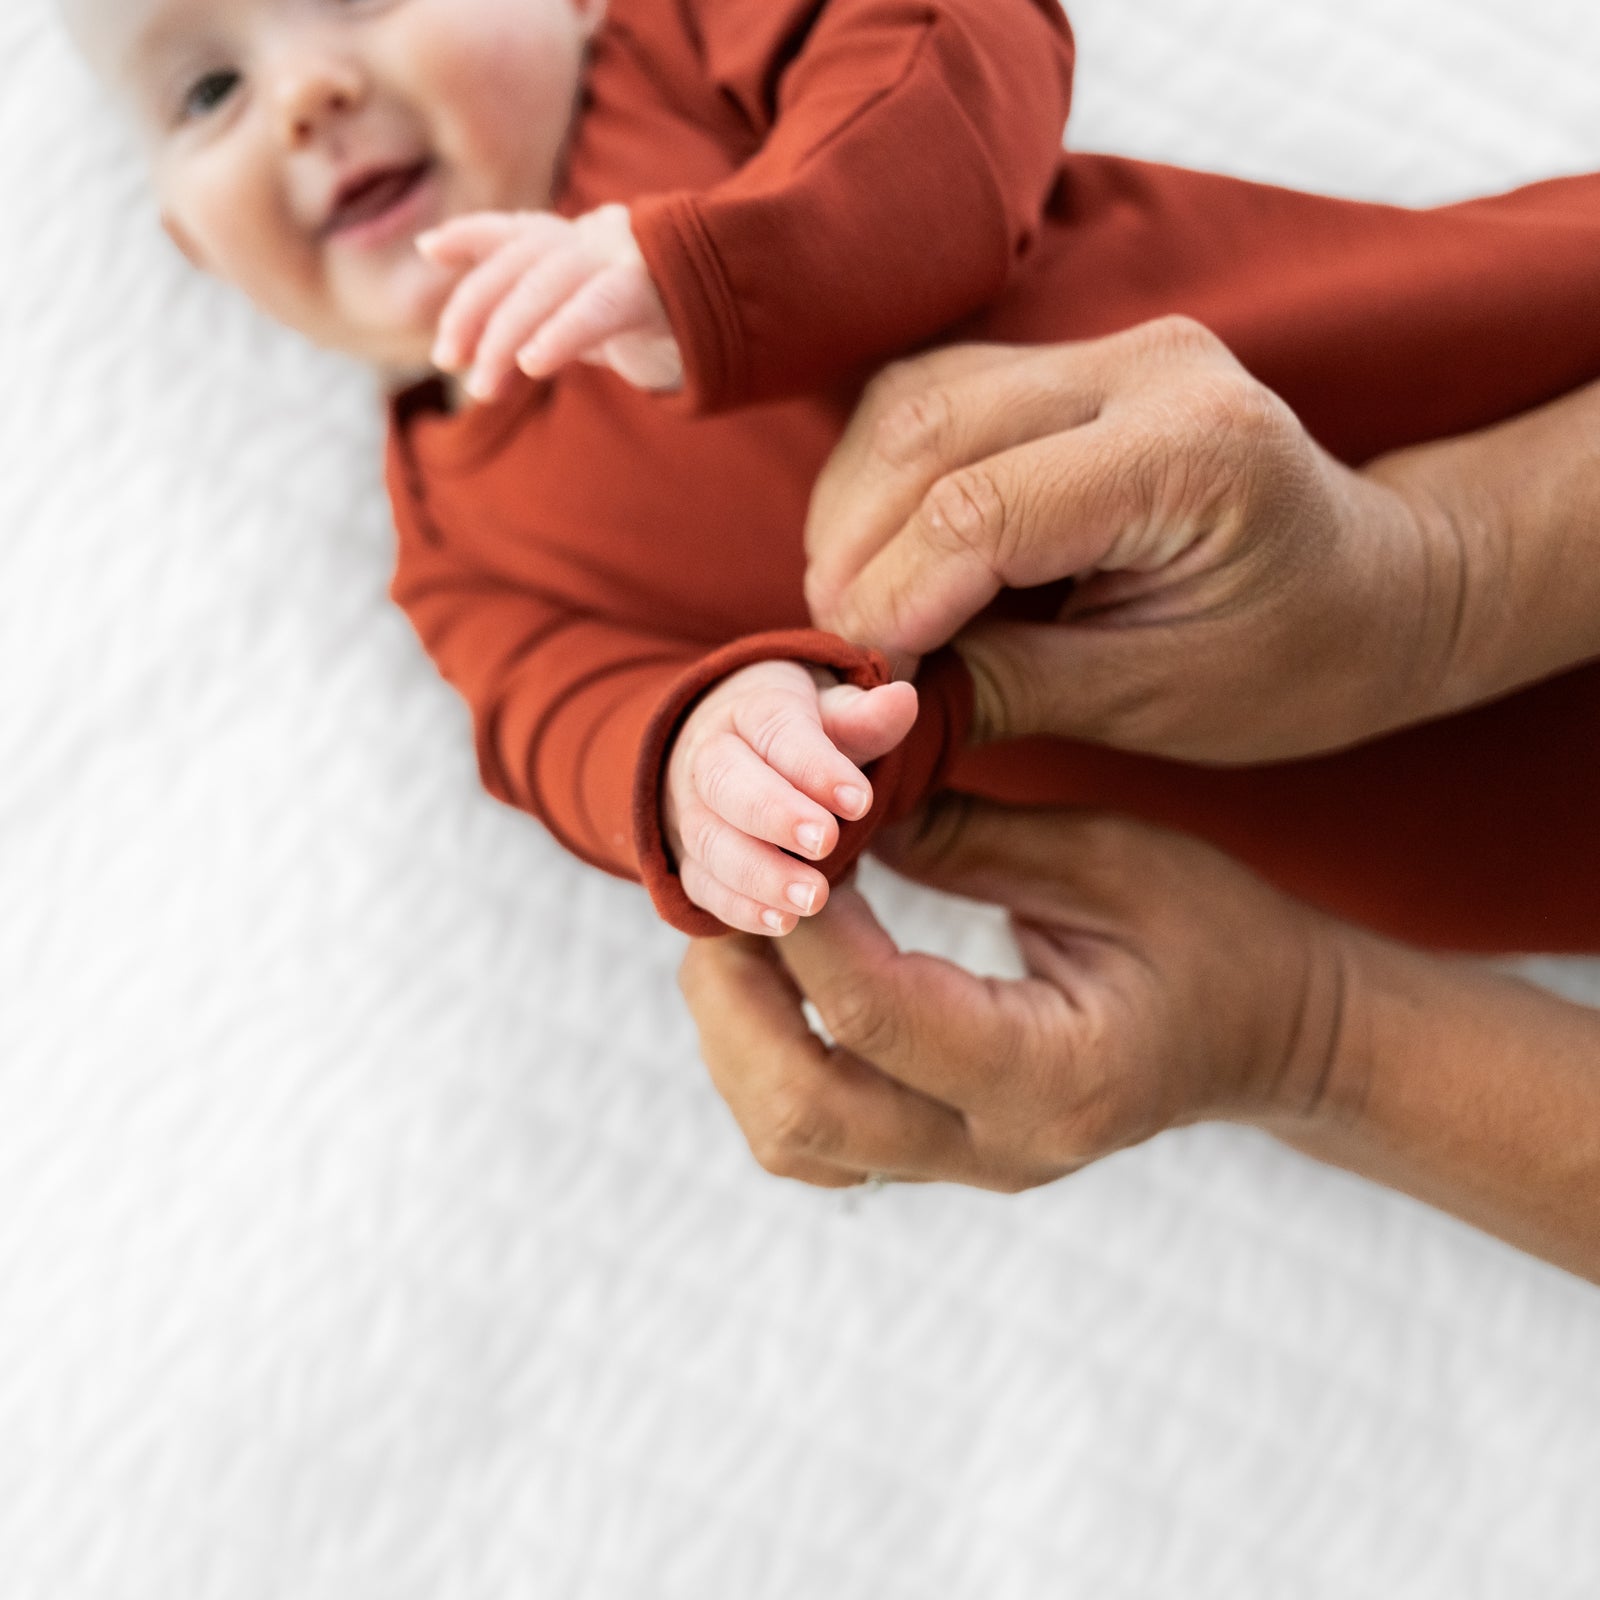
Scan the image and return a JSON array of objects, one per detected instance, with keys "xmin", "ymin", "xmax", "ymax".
[
  {"xmin": 795, "ymin": 822, "xmax": 826, "ymax": 857},
  {"xmin": 762, "ymin": 910, "xmax": 792, "ymax": 934},
  {"xmin": 834, "ymin": 785, "xmax": 869, "ymax": 819},
  {"xmin": 786, "ymin": 883, "xmax": 818, "ymax": 915}
]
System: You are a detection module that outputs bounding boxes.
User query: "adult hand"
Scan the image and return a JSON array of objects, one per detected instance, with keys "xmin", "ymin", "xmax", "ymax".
[
  {"xmin": 804, "ymin": 319, "xmax": 1468, "ymax": 764},
  {"xmin": 680, "ymin": 798, "xmax": 1600, "ymax": 1281},
  {"xmin": 678, "ymin": 801, "xmax": 1348, "ymax": 1191}
]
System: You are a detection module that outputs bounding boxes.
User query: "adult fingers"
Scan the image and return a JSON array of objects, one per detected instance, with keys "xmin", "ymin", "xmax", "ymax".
[
  {"xmin": 805, "ymin": 345, "xmax": 1017, "ymax": 546},
  {"xmin": 808, "ymin": 320, "xmax": 1256, "ymax": 660},
  {"xmin": 819, "ymin": 414, "xmax": 1162, "ymax": 661},
  {"xmin": 779, "ymin": 887, "xmax": 1071, "ymax": 1117},
  {"xmin": 679, "ymin": 937, "xmax": 987, "ymax": 1187},
  {"xmin": 679, "ymin": 937, "xmax": 846, "ymax": 1186},
  {"xmin": 804, "ymin": 344, "xmax": 1077, "ymax": 631}
]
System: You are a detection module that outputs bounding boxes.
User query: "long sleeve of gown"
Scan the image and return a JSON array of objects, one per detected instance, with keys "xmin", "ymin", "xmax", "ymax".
[
  {"xmin": 628, "ymin": 0, "xmax": 1075, "ymax": 410},
  {"xmin": 386, "ymin": 445, "xmax": 969, "ymax": 932}
]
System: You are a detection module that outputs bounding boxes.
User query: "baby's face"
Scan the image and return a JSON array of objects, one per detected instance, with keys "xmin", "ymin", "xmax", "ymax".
[{"xmin": 72, "ymin": 0, "xmax": 602, "ymax": 369}]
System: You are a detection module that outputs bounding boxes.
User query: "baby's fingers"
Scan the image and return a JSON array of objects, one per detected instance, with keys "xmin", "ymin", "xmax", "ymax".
[
  {"xmin": 468, "ymin": 248, "xmax": 602, "ymax": 399},
  {"xmin": 516, "ymin": 262, "xmax": 659, "ymax": 379},
  {"xmin": 692, "ymin": 732, "xmax": 840, "ymax": 861},
  {"xmin": 417, "ymin": 212, "xmax": 529, "ymax": 268},
  {"xmin": 733, "ymin": 690, "xmax": 875, "ymax": 824},
  {"xmin": 430, "ymin": 217, "xmax": 570, "ymax": 375},
  {"xmin": 817, "ymin": 680, "xmax": 919, "ymax": 769},
  {"xmin": 675, "ymin": 801, "xmax": 830, "ymax": 936}
]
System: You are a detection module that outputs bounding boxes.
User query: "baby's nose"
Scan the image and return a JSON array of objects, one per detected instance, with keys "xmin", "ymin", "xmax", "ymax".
[{"xmin": 274, "ymin": 54, "xmax": 367, "ymax": 148}]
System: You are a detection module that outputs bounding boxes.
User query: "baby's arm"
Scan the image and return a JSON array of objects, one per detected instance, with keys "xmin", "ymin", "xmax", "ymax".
[
  {"xmin": 420, "ymin": 206, "xmax": 684, "ymax": 402},
  {"xmin": 665, "ymin": 661, "xmax": 918, "ymax": 935},
  {"xmin": 632, "ymin": 0, "xmax": 1075, "ymax": 409},
  {"xmin": 388, "ymin": 445, "xmax": 964, "ymax": 934},
  {"xmin": 421, "ymin": 0, "xmax": 1074, "ymax": 407}
]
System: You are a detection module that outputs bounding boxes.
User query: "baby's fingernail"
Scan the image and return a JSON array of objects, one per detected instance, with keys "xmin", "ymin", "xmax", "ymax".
[
  {"xmin": 795, "ymin": 822, "xmax": 826, "ymax": 857},
  {"xmin": 786, "ymin": 883, "xmax": 818, "ymax": 915},
  {"xmin": 834, "ymin": 785, "xmax": 869, "ymax": 819},
  {"xmin": 762, "ymin": 910, "xmax": 793, "ymax": 934}
]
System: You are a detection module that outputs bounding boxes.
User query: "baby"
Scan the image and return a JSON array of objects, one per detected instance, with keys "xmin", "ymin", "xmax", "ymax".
[{"xmin": 62, "ymin": 0, "xmax": 1600, "ymax": 953}]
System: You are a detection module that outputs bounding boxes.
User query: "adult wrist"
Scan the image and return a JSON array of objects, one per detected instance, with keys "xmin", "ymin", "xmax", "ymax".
[
  {"xmin": 1359, "ymin": 445, "xmax": 1500, "ymax": 726},
  {"xmin": 1356, "ymin": 377, "xmax": 1600, "ymax": 722},
  {"xmin": 1235, "ymin": 908, "xmax": 1376, "ymax": 1138}
]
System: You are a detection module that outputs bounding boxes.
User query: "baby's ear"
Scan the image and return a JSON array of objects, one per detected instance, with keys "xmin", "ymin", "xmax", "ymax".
[{"xmin": 160, "ymin": 212, "xmax": 207, "ymax": 273}]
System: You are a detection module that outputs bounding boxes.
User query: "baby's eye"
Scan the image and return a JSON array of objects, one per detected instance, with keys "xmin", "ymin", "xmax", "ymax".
[{"xmin": 181, "ymin": 69, "xmax": 240, "ymax": 120}]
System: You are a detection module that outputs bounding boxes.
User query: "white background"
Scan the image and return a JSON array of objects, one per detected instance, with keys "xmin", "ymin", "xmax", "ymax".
[{"xmin": 3, "ymin": 1, "xmax": 1598, "ymax": 1596}]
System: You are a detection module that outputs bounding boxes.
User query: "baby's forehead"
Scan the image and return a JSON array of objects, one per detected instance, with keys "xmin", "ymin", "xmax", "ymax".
[{"xmin": 60, "ymin": 0, "xmax": 205, "ymax": 85}]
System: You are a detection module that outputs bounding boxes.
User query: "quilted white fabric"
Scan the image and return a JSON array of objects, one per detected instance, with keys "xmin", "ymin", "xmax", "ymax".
[{"xmin": 3, "ymin": 1, "xmax": 1598, "ymax": 1596}]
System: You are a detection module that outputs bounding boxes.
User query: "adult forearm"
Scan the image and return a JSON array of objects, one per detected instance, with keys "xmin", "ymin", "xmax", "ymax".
[
  {"xmin": 1369, "ymin": 377, "xmax": 1600, "ymax": 719},
  {"xmin": 1266, "ymin": 932, "xmax": 1600, "ymax": 1283}
]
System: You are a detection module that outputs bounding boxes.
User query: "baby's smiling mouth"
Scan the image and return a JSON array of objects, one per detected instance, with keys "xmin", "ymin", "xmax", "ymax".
[{"xmin": 322, "ymin": 159, "xmax": 435, "ymax": 239}]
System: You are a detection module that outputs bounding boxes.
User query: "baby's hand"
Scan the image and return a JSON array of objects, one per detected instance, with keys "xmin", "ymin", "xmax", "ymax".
[
  {"xmin": 666, "ymin": 662, "xmax": 920, "ymax": 936},
  {"xmin": 418, "ymin": 204, "xmax": 683, "ymax": 400}
]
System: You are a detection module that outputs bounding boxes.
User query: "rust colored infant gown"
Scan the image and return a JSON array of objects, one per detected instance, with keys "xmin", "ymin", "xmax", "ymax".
[{"xmin": 387, "ymin": 0, "xmax": 1600, "ymax": 953}]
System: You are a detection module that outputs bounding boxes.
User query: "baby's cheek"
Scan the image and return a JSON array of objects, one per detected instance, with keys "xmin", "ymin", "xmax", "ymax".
[{"xmin": 418, "ymin": 1, "xmax": 588, "ymax": 213}]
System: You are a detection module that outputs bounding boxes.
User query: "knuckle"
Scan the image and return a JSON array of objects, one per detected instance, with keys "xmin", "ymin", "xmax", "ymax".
[
  {"xmin": 819, "ymin": 971, "xmax": 899, "ymax": 1062},
  {"xmin": 870, "ymin": 383, "xmax": 958, "ymax": 472},
  {"xmin": 1138, "ymin": 313, "xmax": 1221, "ymax": 362},
  {"xmin": 744, "ymin": 713, "xmax": 829, "ymax": 796},
  {"xmin": 1180, "ymin": 371, "xmax": 1281, "ymax": 453},
  {"xmin": 686, "ymin": 812, "xmax": 724, "ymax": 868},
  {"xmin": 693, "ymin": 750, "xmax": 731, "ymax": 817},
  {"xmin": 759, "ymin": 1087, "xmax": 842, "ymax": 1166},
  {"xmin": 1222, "ymin": 377, "xmax": 1292, "ymax": 457},
  {"xmin": 761, "ymin": 791, "xmax": 816, "ymax": 860},
  {"xmin": 729, "ymin": 846, "xmax": 774, "ymax": 903},
  {"xmin": 919, "ymin": 467, "xmax": 1007, "ymax": 564},
  {"xmin": 742, "ymin": 697, "xmax": 795, "ymax": 764},
  {"xmin": 581, "ymin": 272, "xmax": 630, "ymax": 323}
]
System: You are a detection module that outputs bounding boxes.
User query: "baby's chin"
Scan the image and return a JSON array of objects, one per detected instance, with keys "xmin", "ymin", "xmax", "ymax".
[{"xmin": 321, "ymin": 250, "xmax": 455, "ymax": 373}]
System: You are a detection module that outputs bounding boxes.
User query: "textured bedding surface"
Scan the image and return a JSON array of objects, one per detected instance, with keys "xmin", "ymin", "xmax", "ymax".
[{"xmin": 3, "ymin": 1, "xmax": 1598, "ymax": 1596}]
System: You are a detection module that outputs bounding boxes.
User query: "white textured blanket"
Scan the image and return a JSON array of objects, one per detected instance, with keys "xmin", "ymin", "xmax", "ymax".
[{"xmin": 3, "ymin": 1, "xmax": 1597, "ymax": 1596}]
